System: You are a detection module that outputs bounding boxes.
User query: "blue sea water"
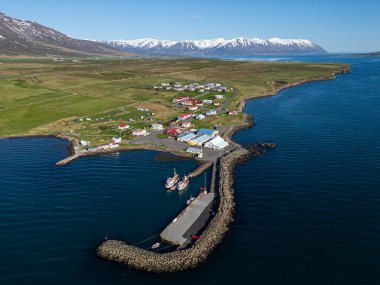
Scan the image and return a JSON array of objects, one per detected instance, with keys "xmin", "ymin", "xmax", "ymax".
[{"xmin": 0, "ymin": 55, "xmax": 379, "ymax": 284}]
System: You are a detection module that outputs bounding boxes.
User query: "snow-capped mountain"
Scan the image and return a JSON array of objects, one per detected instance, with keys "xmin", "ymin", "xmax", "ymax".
[
  {"xmin": 0, "ymin": 12, "xmax": 130, "ymax": 56},
  {"xmin": 104, "ymin": 37, "xmax": 327, "ymax": 56}
]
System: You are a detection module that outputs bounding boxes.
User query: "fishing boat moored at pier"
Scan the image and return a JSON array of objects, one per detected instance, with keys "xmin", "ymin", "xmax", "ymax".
[
  {"xmin": 177, "ymin": 175, "xmax": 189, "ymax": 191},
  {"xmin": 165, "ymin": 168, "xmax": 180, "ymax": 189}
]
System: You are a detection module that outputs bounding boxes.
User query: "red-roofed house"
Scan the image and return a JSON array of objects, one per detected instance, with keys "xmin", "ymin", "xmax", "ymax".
[
  {"xmin": 182, "ymin": 98, "xmax": 197, "ymax": 106},
  {"xmin": 165, "ymin": 128, "xmax": 181, "ymax": 136},
  {"xmin": 173, "ymin": 96, "xmax": 189, "ymax": 103},
  {"xmin": 118, "ymin": 123, "xmax": 130, "ymax": 130},
  {"xmin": 178, "ymin": 114, "xmax": 192, "ymax": 121}
]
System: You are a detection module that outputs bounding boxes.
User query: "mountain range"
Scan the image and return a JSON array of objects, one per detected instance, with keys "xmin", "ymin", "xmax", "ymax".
[
  {"xmin": 0, "ymin": 11, "xmax": 326, "ymax": 57},
  {"xmin": 103, "ymin": 37, "xmax": 327, "ymax": 56},
  {"xmin": 0, "ymin": 12, "xmax": 130, "ymax": 57}
]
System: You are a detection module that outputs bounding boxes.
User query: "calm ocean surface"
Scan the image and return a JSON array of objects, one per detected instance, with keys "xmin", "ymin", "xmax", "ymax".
[{"xmin": 0, "ymin": 55, "xmax": 379, "ymax": 284}]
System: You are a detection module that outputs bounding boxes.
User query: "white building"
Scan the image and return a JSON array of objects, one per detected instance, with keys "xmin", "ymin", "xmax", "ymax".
[
  {"xmin": 181, "ymin": 122, "xmax": 192, "ymax": 128},
  {"xmin": 80, "ymin": 140, "xmax": 89, "ymax": 146},
  {"xmin": 196, "ymin": 114, "xmax": 205, "ymax": 120},
  {"xmin": 151, "ymin": 123, "xmax": 164, "ymax": 130},
  {"xmin": 132, "ymin": 129, "xmax": 148, "ymax": 136},
  {"xmin": 206, "ymin": 110, "xmax": 217, "ymax": 116},
  {"xmin": 215, "ymin": 94, "xmax": 225, "ymax": 99},
  {"xmin": 202, "ymin": 99, "xmax": 213, "ymax": 104},
  {"xmin": 204, "ymin": 136, "xmax": 229, "ymax": 150},
  {"xmin": 111, "ymin": 136, "xmax": 122, "ymax": 144}
]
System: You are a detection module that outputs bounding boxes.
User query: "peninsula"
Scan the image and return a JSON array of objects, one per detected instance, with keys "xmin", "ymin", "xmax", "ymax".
[{"xmin": 0, "ymin": 57, "xmax": 349, "ymax": 272}]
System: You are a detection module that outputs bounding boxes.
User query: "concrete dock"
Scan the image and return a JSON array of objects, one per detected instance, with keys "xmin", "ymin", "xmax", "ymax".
[{"xmin": 160, "ymin": 192, "xmax": 215, "ymax": 247}]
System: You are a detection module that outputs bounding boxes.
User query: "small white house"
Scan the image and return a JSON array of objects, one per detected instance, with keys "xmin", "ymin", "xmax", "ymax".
[
  {"xmin": 151, "ymin": 123, "xmax": 164, "ymax": 130},
  {"xmin": 196, "ymin": 114, "xmax": 205, "ymax": 120},
  {"xmin": 206, "ymin": 110, "xmax": 217, "ymax": 116},
  {"xmin": 188, "ymin": 105, "xmax": 198, "ymax": 111},
  {"xmin": 80, "ymin": 140, "xmax": 89, "ymax": 146},
  {"xmin": 202, "ymin": 99, "xmax": 213, "ymax": 104},
  {"xmin": 215, "ymin": 94, "xmax": 225, "ymax": 99},
  {"xmin": 182, "ymin": 122, "xmax": 192, "ymax": 128},
  {"xmin": 132, "ymin": 129, "xmax": 148, "ymax": 136},
  {"xmin": 111, "ymin": 136, "xmax": 122, "ymax": 144}
]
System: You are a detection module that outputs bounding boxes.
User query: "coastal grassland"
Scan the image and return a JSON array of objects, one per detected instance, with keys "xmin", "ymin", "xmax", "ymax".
[{"xmin": 0, "ymin": 58, "xmax": 347, "ymax": 138}]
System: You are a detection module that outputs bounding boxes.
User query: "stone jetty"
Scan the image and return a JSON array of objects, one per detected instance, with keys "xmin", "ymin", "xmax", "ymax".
[{"xmin": 96, "ymin": 147, "xmax": 252, "ymax": 273}]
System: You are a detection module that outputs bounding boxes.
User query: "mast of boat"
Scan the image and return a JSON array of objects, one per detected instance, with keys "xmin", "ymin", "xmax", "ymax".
[{"xmin": 203, "ymin": 171, "xmax": 207, "ymax": 194}]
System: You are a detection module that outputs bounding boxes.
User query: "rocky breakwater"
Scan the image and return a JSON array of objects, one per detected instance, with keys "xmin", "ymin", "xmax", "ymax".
[{"xmin": 96, "ymin": 147, "xmax": 253, "ymax": 272}]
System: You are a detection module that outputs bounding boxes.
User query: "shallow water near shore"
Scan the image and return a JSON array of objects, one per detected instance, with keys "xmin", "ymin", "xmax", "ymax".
[{"xmin": 1, "ymin": 55, "xmax": 380, "ymax": 284}]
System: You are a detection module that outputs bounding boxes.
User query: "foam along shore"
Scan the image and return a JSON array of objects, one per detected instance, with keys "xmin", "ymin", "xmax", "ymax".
[{"xmin": 96, "ymin": 147, "xmax": 254, "ymax": 272}]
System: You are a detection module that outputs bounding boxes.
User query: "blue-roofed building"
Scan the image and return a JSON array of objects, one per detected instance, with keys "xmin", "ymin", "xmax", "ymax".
[
  {"xmin": 197, "ymin": 128, "xmax": 219, "ymax": 137},
  {"xmin": 188, "ymin": 134, "xmax": 212, "ymax": 146},
  {"xmin": 177, "ymin": 132, "xmax": 197, "ymax": 142}
]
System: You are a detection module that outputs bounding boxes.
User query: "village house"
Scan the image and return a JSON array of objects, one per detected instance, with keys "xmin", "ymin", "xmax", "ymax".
[
  {"xmin": 215, "ymin": 94, "xmax": 225, "ymax": 99},
  {"xmin": 80, "ymin": 140, "xmax": 89, "ymax": 146},
  {"xmin": 228, "ymin": 110, "xmax": 238, "ymax": 115},
  {"xmin": 173, "ymin": 96, "xmax": 189, "ymax": 103},
  {"xmin": 202, "ymin": 99, "xmax": 213, "ymax": 104},
  {"xmin": 196, "ymin": 114, "xmax": 205, "ymax": 120},
  {"xmin": 206, "ymin": 109, "xmax": 217, "ymax": 116},
  {"xmin": 165, "ymin": 128, "xmax": 181, "ymax": 136},
  {"xmin": 181, "ymin": 99, "xmax": 196, "ymax": 106},
  {"xmin": 188, "ymin": 105, "xmax": 198, "ymax": 111},
  {"xmin": 132, "ymin": 129, "xmax": 148, "ymax": 136},
  {"xmin": 151, "ymin": 123, "xmax": 164, "ymax": 130},
  {"xmin": 181, "ymin": 121, "xmax": 192, "ymax": 128},
  {"xmin": 118, "ymin": 123, "xmax": 130, "ymax": 130},
  {"xmin": 111, "ymin": 136, "xmax": 122, "ymax": 144},
  {"xmin": 178, "ymin": 113, "xmax": 192, "ymax": 121}
]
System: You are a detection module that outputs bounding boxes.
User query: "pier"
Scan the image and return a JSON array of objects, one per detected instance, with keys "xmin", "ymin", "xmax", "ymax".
[
  {"xmin": 160, "ymin": 192, "xmax": 215, "ymax": 247},
  {"xmin": 56, "ymin": 153, "xmax": 81, "ymax": 166}
]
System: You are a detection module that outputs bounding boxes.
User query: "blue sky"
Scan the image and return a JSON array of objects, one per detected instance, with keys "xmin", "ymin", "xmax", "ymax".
[{"xmin": 1, "ymin": 0, "xmax": 379, "ymax": 52}]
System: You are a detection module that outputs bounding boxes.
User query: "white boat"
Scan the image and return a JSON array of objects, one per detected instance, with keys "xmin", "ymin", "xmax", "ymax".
[
  {"xmin": 152, "ymin": 242, "xmax": 161, "ymax": 249},
  {"xmin": 165, "ymin": 168, "xmax": 179, "ymax": 189},
  {"xmin": 177, "ymin": 175, "xmax": 189, "ymax": 191},
  {"xmin": 186, "ymin": 196, "xmax": 195, "ymax": 205}
]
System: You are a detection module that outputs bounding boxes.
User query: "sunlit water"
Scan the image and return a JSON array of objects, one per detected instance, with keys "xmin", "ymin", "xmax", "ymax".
[{"xmin": 0, "ymin": 55, "xmax": 379, "ymax": 284}]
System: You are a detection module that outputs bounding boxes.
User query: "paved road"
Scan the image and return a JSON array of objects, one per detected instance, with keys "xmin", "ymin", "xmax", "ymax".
[{"xmin": 216, "ymin": 87, "xmax": 239, "ymax": 113}]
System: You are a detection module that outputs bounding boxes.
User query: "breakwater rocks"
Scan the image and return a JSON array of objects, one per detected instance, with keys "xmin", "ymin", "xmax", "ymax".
[
  {"xmin": 258, "ymin": 142, "xmax": 277, "ymax": 149},
  {"xmin": 96, "ymin": 147, "xmax": 252, "ymax": 273}
]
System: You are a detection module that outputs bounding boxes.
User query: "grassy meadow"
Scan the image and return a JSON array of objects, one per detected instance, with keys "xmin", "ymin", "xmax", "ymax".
[{"xmin": 0, "ymin": 57, "xmax": 347, "ymax": 142}]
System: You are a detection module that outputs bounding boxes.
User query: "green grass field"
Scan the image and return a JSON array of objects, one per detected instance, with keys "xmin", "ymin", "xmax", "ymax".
[{"xmin": 0, "ymin": 57, "xmax": 347, "ymax": 140}]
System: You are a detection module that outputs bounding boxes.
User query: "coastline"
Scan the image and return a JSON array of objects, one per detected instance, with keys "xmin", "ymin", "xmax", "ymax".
[{"xmin": 0, "ymin": 66, "xmax": 350, "ymax": 273}]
